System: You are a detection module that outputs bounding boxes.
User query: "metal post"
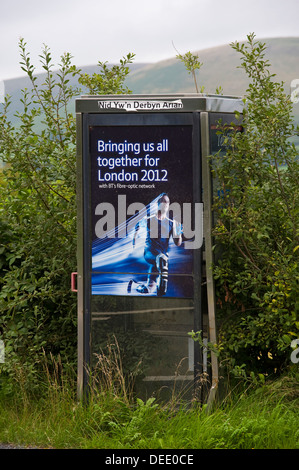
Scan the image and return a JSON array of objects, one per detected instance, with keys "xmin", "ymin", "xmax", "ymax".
[
  {"xmin": 192, "ymin": 112, "xmax": 203, "ymax": 402},
  {"xmin": 200, "ymin": 112, "xmax": 219, "ymax": 409},
  {"xmin": 76, "ymin": 112, "xmax": 84, "ymax": 400}
]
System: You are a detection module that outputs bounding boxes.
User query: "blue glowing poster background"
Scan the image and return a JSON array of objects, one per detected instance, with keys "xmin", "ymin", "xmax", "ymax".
[{"xmin": 89, "ymin": 125, "xmax": 194, "ymax": 298}]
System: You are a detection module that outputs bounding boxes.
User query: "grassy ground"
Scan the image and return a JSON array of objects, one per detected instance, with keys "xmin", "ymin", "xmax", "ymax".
[{"xmin": 0, "ymin": 370, "xmax": 298, "ymax": 450}]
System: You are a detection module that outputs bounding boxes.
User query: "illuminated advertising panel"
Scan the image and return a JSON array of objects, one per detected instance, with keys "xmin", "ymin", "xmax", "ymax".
[{"xmin": 87, "ymin": 117, "xmax": 202, "ymax": 298}]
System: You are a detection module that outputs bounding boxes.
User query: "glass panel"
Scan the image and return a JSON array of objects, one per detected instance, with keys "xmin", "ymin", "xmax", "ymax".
[
  {"xmin": 91, "ymin": 273, "xmax": 193, "ymax": 298},
  {"xmin": 90, "ymin": 292, "xmax": 195, "ymax": 400}
]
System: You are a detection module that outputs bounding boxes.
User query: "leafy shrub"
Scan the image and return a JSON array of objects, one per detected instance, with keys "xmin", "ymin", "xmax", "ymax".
[
  {"xmin": 212, "ymin": 34, "xmax": 299, "ymax": 379},
  {"xmin": 0, "ymin": 39, "xmax": 134, "ymax": 393}
]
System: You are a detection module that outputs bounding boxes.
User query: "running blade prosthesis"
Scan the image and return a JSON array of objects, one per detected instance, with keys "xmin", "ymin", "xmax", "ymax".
[{"xmin": 127, "ymin": 253, "xmax": 169, "ymax": 296}]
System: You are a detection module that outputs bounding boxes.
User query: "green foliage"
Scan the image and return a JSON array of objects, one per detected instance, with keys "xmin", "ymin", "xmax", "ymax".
[
  {"xmin": 0, "ymin": 369, "xmax": 298, "ymax": 448},
  {"xmin": 211, "ymin": 33, "xmax": 299, "ymax": 379},
  {"xmin": 175, "ymin": 46, "xmax": 223, "ymax": 95},
  {"xmin": 175, "ymin": 49, "xmax": 204, "ymax": 93},
  {"xmin": 0, "ymin": 41, "xmax": 78, "ymax": 391},
  {"xmin": 0, "ymin": 39, "xmax": 135, "ymax": 392},
  {"xmin": 78, "ymin": 53, "xmax": 135, "ymax": 95},
  {"xmin": 105, "ymin": 397, "xmax": 159, "ymax": 446}
]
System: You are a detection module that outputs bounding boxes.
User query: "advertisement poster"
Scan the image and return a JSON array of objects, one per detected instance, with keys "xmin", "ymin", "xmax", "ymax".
[{"xmin": 89, "ymin": 124, "xmax": 202, "ymax": 298}]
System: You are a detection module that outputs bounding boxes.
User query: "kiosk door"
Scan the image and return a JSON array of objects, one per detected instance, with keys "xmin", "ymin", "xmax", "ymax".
[{"xmin": 79, "ymin": 111, "xmax": 203, "ymax": 401}]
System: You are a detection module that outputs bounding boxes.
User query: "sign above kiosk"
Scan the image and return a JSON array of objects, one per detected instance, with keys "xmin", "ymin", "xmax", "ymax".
[
  {"xmin": 97, "ymin": 98, "xmax": 184, "ymax": 111},
  {"xmin": 76, "ymin": 93, "xmax": 243, "ymax": 114}
]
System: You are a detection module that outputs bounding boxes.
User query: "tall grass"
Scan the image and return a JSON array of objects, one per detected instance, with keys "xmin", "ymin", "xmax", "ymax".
[{"xmin": 0, "ymin": 348, "xmax": 298, "ymax": 449}]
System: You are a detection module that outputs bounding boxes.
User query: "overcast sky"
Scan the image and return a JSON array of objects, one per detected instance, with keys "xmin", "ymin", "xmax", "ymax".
[{"xmin": 0, "ymin": 0, "xmax": 299, "ymax": 81}]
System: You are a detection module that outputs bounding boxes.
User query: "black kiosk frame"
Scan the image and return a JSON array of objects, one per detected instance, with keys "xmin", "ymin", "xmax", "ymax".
[{"xmin": 76, "ymin": 94, "xmax": 243, "ymax": 403}]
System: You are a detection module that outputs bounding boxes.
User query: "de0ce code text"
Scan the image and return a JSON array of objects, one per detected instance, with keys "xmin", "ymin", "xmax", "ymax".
[
  {"xmin": 104, "ymin": 453, "xmax": 194, "ymax": 467},
  {"xmin": 147, "ymin": 454, "xmax": 194, "ymax": 465}
]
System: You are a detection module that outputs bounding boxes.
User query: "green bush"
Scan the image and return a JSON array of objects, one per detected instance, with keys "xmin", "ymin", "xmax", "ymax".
[
  {"xmin": 211, "ymin": 34, "xmax": 299, "ymax": 379},
  {"xmin": 0, "ymin": 39, "xmax": 134, "ymax": 393}
]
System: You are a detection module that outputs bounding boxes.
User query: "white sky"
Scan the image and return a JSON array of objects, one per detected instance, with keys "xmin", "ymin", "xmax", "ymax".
[{"xmin": 0, "ymin": 0, "xmax": 299, "ymax": 80}]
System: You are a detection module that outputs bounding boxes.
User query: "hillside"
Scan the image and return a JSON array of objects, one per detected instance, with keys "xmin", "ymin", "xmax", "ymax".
[
  {"xmin": 0, "ymin": 62, "xmax": 149, "ymax": 121},
  {"xmin": 125, "ymin": 37, "xmax": 299, "ymax": 97},
  {"xmin": 125, "ymin": 37, "xmax": 299, "ymax": 127},
  {"xmin": 1, "ymin": 37, "xmax": 299, "ymax": 124}
]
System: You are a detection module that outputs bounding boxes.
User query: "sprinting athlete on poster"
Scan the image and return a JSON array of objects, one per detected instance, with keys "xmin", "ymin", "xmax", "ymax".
[{"xmin": 131, "ymin": 193, "xmax": 183, "ymax": 296}]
